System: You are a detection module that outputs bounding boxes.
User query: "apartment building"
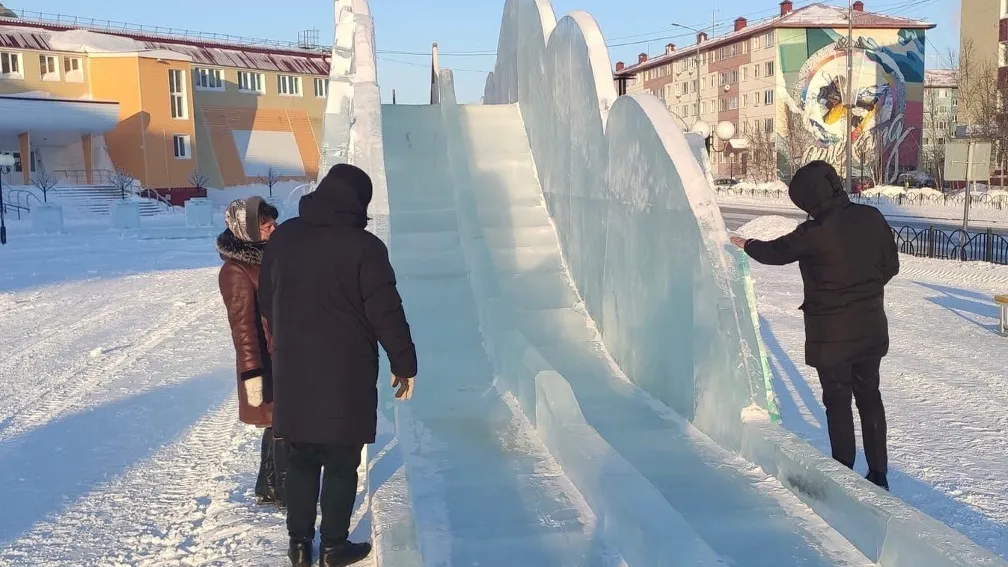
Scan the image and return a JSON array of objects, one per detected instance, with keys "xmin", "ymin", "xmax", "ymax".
[
  {"xmin": 613, "ymin": 1, "xmax": 933, "ymax": 182},
  {"xmin": 958, "ymin": 0, "xmax": 1008, "ymax": 126},
  {"xmin": 0, "ymin": 13, "xmax": 330, "ymax": 202},
  {"xmin": 921, "ymin": 69, "xmax": 957, "ymax": 172}
]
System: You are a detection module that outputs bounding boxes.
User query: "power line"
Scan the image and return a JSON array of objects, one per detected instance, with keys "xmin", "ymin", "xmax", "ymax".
[{"xmin": 377, "ymin": 56, "xmax": 491, "ymax": 74}]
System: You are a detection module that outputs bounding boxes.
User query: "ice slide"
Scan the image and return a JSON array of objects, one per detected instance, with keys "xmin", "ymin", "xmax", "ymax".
[{"xmin": 326, "ymin": 0, "xmax": 1007, "ymax": 565}]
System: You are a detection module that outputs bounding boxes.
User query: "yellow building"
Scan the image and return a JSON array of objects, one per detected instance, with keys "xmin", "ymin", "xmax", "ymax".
[{"xmin": 0, "ymin": 15, "xmax": 329, "ymax": 203}]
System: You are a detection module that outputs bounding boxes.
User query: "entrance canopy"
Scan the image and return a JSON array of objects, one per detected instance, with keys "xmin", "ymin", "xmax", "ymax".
[{"xmin": 0, "ymin": 95, "xmax": 119, "ymax": 133}]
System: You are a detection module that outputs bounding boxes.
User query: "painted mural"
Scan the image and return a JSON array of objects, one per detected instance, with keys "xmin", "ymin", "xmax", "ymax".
[{"xmin": 779, "ymin": 28, "xmax": 925, "ymax": 182}]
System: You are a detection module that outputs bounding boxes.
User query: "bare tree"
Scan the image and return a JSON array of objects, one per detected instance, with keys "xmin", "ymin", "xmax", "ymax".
[
  {"xmin": 31, "ymin": 165, "xmax": 59, "ymax": 203},
  {"xmin": 781, "ymin": 108, "xmax": 818, "ymax": 181},
  {"xmin": 189, "ymin": 169, "xmax": 209, "ymax": 191},
  {"xmin": 854, "ymin": 130, "xmax": 884, "ymax": 184},
  {"xmin": 744, "ymin": 122, "xmax": 778, "ymax": 183},
  {"xmin": 955, "ymin": 41, "xmax": 1007, "ymax": 169},
  {"xmin": 258, "ymin": 167, "xmax": 281, "ymax": 198},
  {"xmin": 919, "ymin": 86, "xmax": 954, "ymax": 189},
  {"xmin": 110, "ymin": 168, "xmax": 136, "ymax": 200}
]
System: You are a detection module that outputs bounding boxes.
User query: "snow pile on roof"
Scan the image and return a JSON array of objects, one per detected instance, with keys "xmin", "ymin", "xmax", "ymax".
[
  {"xmin": 925, "ymin": 69, "xmax": 957, "ymax": 88},
  {"xmin": 734, "ymin": 215, "xmax": 800, "ymax": 240},
  {"xmin": 46, "ymin": 28, "xmax": 142, "ymax": 53}
]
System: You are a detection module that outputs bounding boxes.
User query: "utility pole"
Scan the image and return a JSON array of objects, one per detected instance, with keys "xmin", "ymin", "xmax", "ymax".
[{"xmin": 845, "ymin": 0, "xmax": 854, "ymax": 191}]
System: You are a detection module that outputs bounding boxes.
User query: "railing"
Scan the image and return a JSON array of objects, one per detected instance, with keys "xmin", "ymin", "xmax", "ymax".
[
  {"xmin": 52, "ymin": 169, "xmax": 115, "ymax": 186},
  {"xmin": 1, "ymin": 189, "xmax": 42, "ymax": 220},
  {"xmin": 712, "ymin": 185, "xmax": 1008, "ymax": 210},
  {"xmin": 1, "ymin": 9, "xmax": 329, "ymax": 53},
  {"xmin": 133, "ymin": 187, "xmax": 175, "ymax": 210},
  {"xmin": 893, "ymin": 225, "xmax": 1008, "ymax": 265}
]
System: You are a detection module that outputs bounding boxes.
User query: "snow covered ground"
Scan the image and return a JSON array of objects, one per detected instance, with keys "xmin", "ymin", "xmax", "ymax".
[
  {"xmin": 738, "ymin": 215, "xmax": 1008, "ymax": 558},
  {"xmin": 0, "ymin": 224, "xmax": 377, "ymax": 566}
]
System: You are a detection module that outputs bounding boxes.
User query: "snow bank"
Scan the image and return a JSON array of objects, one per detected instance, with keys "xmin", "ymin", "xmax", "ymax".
[{"xmin": 734, "ymin": 215, "xmax": 801, "ymax": 240}]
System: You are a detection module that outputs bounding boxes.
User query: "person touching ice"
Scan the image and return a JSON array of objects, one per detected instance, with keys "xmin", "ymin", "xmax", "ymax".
[{"xmin": 730, "ymin": 160, "xmax": 899, "ymax": 491}]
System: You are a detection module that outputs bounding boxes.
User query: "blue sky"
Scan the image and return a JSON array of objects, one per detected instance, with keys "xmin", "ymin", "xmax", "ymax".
[{"xmin": 18, "ymin": 0, "xmax": 959, "ymax": 104}]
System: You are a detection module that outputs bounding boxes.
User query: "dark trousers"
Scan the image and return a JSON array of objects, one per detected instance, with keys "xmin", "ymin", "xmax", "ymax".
[
  {"xmin": 255, "ymin": 427, "xmax": 289, "ymax": 502},
  {"xmin": 815, "ymin": 357, "xmax": 888, "ymax": 474},
  {"xmin": 286, "ymin": 442, "xmax": 363, "ymax": 546}
]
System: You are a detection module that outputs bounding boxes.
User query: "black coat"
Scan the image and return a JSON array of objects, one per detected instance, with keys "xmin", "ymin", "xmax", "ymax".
[
  {"xmin": 259, "ymin": 164, "xmax": 417, "ymax": 445},
  {"xmin": 743, "ymin": 161, "xmax": 899, "ymax": 369}
]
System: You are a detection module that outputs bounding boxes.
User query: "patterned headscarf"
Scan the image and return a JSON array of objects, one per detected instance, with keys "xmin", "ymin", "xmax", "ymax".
[{"xmin": 224, "ymin": 196, "xmax": 266, "ymax": 242}]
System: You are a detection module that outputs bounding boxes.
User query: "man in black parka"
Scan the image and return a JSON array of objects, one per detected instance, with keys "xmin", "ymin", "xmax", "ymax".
[
  {"xmin": 259, "ymin": 164, "xmax": 418, "ymax": 567},
  {"xmin": 731, "ymin": 161, "xmax": 899, "ymax": 491}
]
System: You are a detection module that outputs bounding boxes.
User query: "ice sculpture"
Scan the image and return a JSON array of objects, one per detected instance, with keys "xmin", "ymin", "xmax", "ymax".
[{"xmin": 320, "ymin": 0, "xmax": 388, "ymax": 213}]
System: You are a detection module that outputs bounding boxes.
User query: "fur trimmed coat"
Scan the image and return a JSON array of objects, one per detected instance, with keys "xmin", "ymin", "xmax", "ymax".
[{"xmin": 217, "ymin": 229, "xmax": 273, "ymax": 426}]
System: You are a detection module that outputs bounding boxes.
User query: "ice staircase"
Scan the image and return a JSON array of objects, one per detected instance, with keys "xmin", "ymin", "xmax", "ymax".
[
  {"xmin": 380, "ymin": 103, "xmax": 621, "ymax": 566},
  {"xmin": 47, "ymin": 186, "xmax": 166, "ymax": 217},
  {"xmin": 377, "ymin": 102, "xmax": 879, "ymax": 566}
]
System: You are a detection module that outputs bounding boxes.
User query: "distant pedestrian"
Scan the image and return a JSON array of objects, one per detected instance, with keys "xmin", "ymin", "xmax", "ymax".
[
  {"xmin": 731, "ymin": 161, "xmax": 899, "ymax": 491},
  {"xmin": 217, "ymin": 196, "xmax": 289, "ymax": 507},
  {"xmin": 259, "ymin": 164, "xmax": 417, "ymax": 567}
]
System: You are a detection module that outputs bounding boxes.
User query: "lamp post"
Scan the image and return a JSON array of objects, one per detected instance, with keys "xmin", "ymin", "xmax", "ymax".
[
  {"xmin": 692, "ymin": 120, "xmax": 737, "ymax": 179},
  {"xmin": 0, "ymin": 153, "xmax": 14, "ymax": 245}
]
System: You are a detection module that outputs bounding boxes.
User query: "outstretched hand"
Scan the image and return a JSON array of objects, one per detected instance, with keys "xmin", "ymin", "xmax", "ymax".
[
  {"xmin": 391, "ymin": 375, "xmax": 415, "ymax": 400},
  {"xmin": 729, "ymin": 236, "xmax": 748, "ymax": 249}
]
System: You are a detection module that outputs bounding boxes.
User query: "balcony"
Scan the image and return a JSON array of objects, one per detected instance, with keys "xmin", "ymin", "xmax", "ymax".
[
  {"xmin": 1001, "ymin": 18, "xmax": 1008, "ymax": 43},
  {"xmin": 999, "ymin": 66, "xmax": 1008, "ymax": 88}
]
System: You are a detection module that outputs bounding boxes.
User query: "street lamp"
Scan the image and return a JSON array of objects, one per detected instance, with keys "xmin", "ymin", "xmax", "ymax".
[
  {"xmin": 0, "ymin": 153, "xmax": 14, "ymax": 245},
  {"xmin": 692, "ymin": 119, "xmax": 737, "ymax": 178}
]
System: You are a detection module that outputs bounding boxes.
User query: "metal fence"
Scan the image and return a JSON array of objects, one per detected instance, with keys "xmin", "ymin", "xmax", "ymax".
[
  {"xmin": 892, "ymin": 225, "xmax": 1008, "ymax": 265},
  {"xmin": 714, "ymin": 186, "xmax": 1008, "ymax": 210}
]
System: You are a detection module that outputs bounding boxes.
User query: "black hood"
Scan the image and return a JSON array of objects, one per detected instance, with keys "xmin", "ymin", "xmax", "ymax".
[
  {"xmin": 788, "ymin": 160, "xmax": 850, "ymax": 218},
  {"xmin": 299, "ymin": 163, "xmax": 374, "ymax": 228}
]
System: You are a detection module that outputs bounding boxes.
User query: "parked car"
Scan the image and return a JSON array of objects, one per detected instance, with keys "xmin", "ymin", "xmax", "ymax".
[
  {"xmin": 851, "ymin": 176, "xmax": 875, "ymax": 194},
  {"xmin": 713, "ymin": 178, "xmax": 740, "ymax": 188},
  {"xmin": 895, "ymin": 171, "xmax": 935, "ymax": 188}
]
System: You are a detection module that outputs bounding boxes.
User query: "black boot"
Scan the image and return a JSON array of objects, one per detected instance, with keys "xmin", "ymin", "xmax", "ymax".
[
  {"xmin": 272, "ymin": 435, "xmax": 290, "ymax": 510},
  {"xmin": 288, "ymin": 539, "xmax": 312, "ymax": 567},
  {"xmin": 866, "ymin": 470, "xmax": 889, "ymax": 491},
  {"xmin": 255, "ymin": 428, "xmax": 276, "ymax": 504},
  {"xmin": 318, "ymin": 541, "xmax": 373, "ymax": 567}
]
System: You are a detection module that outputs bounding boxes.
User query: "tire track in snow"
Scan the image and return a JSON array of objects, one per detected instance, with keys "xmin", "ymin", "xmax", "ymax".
[
  {"xmin": 0, "ymin": 399, "xmax": 259, "ymax": 566},
  {"xmin": 0, "ymin": 289, "xmax": 221, "ymax": 445}
]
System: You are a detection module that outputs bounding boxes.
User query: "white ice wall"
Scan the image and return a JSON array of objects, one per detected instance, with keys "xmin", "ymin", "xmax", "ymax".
[
  {"xmin": 319, "ymin": 0, "xmax": 388, "ymax": 214},
  {"xmin": 478, "ymin": 1, "xmax": 1007, "ymax": 565},
  {"xmin": 483, "ymin": 0, "xmax": 767, "ymax": 450}
]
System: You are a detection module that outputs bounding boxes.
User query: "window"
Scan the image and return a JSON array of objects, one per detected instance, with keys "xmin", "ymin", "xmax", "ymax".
[
  {"xmin": 742, "ymin": 93, "xmax": 748, "ymax": 107},
  {"xmin": 742, "ymin": 41, "xmax": 748, "ymax": 55},
  {"xmin": 753, "ymin": 64, "xmax": 760, "ymax": 79},
  {"xmin": 718, "ymin": 98, "xmax": 728, "ymax": 112},
  {"xmin": 765, "ymin": 61, "xmax": 775, "ymax": 77},
  {"xmin": 763, "ymin": 32, "xmax": 775, "ymax": 48},
  {"xmin": 193, "ymin": 67, "xmax": 224, "ymax": 90},
  {"xmin": 1, "ymin": 51, "xmax": 21, "ymax": 77},
  {"xmin": 173, "ymin": 134, "xmax": 191, "ymax": 159},
  {"xmin": 237, "ymin": 71, "xmax": 264, "ymax": 93},
  {"xmin": 39, "ymin": 55, "xmax": 59, "ymax": 81},
  {"xmin": 742, "ymin": 66, "xmax": 748, "ymax": 81},
  {"xmin": 729, "ymin": 96, "xmax": 738, "ymax": 110},
  {"xmin": 764, "ymin": 90, "xmax": 775, "ymax": 105},
  {"xmin": 278, "ymin": 74, "xmax": 302, "ymax": 96},
  {"xmin": 764, "ymin": 118, "xmax": 774, "ymax": 133},
  {"xmin": 63, "ymin": 56, "xmax": 83, "ymax": 82},
  {"xmin": 168, "ymin": 68, "xmax": 187, "ymax": 119}
]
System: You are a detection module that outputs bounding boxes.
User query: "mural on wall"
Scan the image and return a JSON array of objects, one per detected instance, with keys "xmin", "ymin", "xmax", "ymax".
[{"xmin": 779, "ymin": 28, "xmax": 925, "ymax": 182}]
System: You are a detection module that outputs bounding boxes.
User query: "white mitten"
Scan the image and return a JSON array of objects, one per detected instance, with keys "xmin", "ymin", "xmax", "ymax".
[
  {"xmin": 245, "ymin": 376, "xmax": 264, "ymax": 408},
  {"xmin": 391, "ymin": 374, "xmax": 415, "ymax": 400}
]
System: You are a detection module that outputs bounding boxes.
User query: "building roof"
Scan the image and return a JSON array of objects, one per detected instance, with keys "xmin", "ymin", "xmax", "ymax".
[
  {"xmin": 924, "ymin": 68, "xmax": 957, "ymax": 88},
  {"xmin": 614, "ymin": 2, "xmax": 934, "ymax": 77},
  {"xmin": 0, "ymin": 17, "xmax": 329, "ymax": 75}
]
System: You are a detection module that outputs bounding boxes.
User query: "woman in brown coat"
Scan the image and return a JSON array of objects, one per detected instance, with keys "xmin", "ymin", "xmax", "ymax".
[{"xmin": 217, "ymin": 196, "xmax": 287, "ymax": 507}]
